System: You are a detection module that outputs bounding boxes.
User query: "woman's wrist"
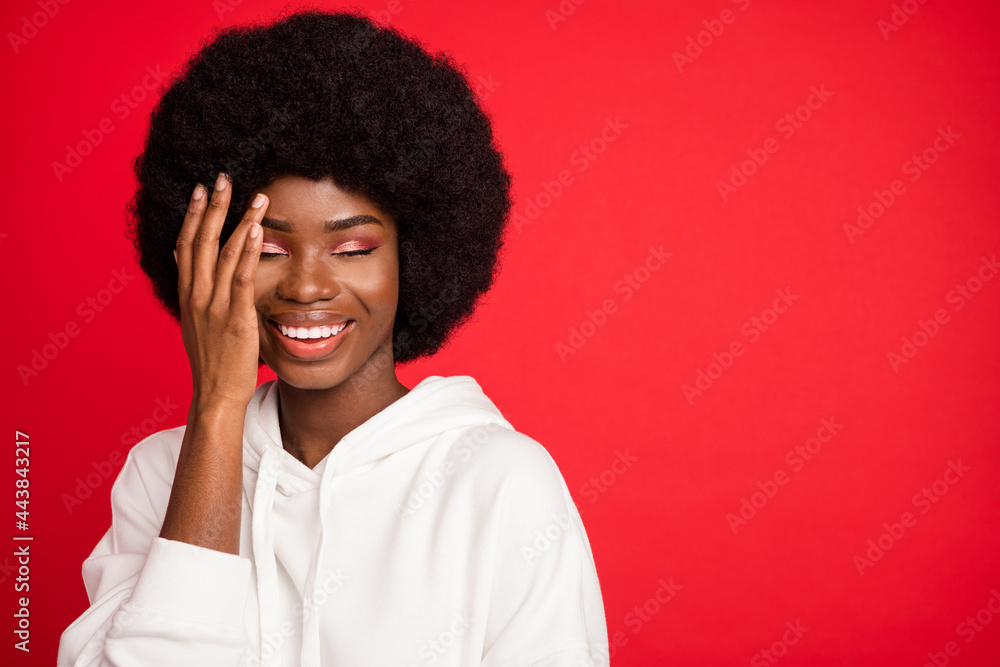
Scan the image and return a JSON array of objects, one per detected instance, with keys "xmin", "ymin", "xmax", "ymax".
[{"xmin": 188, "ymin": 396, "xmax": 251, "ymax": 426}]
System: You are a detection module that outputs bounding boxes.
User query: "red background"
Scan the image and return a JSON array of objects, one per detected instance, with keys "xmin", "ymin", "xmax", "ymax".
[{"xmin": 4, "ymin": 0, "xmax": 1000, "ymax": 665}]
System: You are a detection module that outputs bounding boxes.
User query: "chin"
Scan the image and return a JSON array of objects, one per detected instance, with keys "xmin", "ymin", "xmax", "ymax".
[{"xmin": 265, "ymin": 359, "xmax": 355, "ymax": 391}]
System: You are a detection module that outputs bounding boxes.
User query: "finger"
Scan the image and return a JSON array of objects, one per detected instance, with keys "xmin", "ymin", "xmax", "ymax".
[
  {"xmin": 229, "ymin": 221, "xmax": 263, "ymax": 315},
  {"xmin": 191, "ymin": 172, "xmax": 232, "ymax": 301},
  {"xmin": 175, "ymin": 183, "xmax": 208, "ymax": 299},
  {"xmin": 214, "ymin": 193, "xmax": 268, "ymax": 306}
]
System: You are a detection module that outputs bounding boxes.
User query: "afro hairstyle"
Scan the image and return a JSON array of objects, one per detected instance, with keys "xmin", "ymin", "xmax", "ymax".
[{"xmin": 126, "ymin": 8, "xmax": 512, "ymax": 364}]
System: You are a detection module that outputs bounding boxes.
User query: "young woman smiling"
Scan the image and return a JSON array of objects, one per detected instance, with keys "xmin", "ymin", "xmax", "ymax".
[{"xmin": 59, "ymin": 9, "xmax": 607, "ymax": 667}]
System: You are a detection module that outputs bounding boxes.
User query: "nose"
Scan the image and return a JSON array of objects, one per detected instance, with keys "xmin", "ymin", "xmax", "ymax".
[{"xmin": 275, "ymin": 253, "xmax": 340, "ymax": 303}]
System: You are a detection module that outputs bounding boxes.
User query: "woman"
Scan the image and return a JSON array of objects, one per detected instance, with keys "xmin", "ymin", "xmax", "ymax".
[{"xmin": 58, "ymin": 9, "xmax": 607, "ymax": 667}]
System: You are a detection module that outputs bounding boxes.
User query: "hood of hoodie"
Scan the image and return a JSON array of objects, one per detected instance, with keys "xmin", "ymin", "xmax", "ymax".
[
  {"xmin": 237, "ymin": 374, "xmax": 514, "ymax": 667},
  {"xmin": 242, "ymin": 375, "xmax": 513, "ymax": 490}
]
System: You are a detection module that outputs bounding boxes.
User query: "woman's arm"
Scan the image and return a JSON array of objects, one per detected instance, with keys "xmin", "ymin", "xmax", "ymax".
[
  {"xmin": 480, "ymin": 434, "xmax": 610, "ymax": 667},
  {"xmin": 157, "ymin": 173, "xmax": 268, "ymax": 555},
  {"xmin": 58, "ymin": 175, "xmax": 269, "ymax": 665},
  {"xmin": 159, "ymin": 405, "xmax": 246, "ymax": 554}
]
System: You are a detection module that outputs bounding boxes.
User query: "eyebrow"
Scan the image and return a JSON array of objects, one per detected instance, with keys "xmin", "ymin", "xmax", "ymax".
[{"xmin": 260, "ymin": 214, "xmax": 385, "ymax": 233}]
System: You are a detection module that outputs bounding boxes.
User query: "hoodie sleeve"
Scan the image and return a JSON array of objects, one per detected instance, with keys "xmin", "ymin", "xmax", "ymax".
[
  {"xmin": 480, "ymin": 434, "xmax": 610, "ymax": 667},
  {"xmin": 57, "ymin": 431, "xmax": 254, "ymax": 667}
]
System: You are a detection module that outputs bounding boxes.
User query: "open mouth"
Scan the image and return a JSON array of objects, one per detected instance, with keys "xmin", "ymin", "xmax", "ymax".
[
  {"xmin": 272, "ymin": 321, "xmax": 350, "ymax": 341},
  {"xmin": 266, "ymin": 319, "xmax": 355, "ymax": 360}
]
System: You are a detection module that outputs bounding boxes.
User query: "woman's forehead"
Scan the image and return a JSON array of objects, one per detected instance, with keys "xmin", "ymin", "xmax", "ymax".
[{"xmin": 256, "ymin": 175, "xmax": 395, "ymax": 231}]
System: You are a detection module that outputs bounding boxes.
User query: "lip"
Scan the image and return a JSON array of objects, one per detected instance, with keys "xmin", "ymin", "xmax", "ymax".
[{"xmin": 267, "ymin": 318, "xmax": 355, "ymax": 361}]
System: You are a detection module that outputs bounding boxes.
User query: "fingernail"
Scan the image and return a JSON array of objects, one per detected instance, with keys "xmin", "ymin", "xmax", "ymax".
[
  {"xmin": 249, "ymin": 223, "xmax": 260, "ymax": 239},
  {"xmin": 215, "ymin": 173, "xmax": 228, "ymax": 191},
  {"xmin": 193, "ymin": 184, "xmax": 205, "ymax": 200},
  {"xmin": 173, "ymin": 249, "xmax": 178, "ymax": 264},
  {"xmin": 251, "ymin": 193, "xmax": 265, "ymax": 208}
]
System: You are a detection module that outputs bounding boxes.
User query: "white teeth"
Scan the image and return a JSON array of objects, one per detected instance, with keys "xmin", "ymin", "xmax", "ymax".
[{"xmin": 277, "ymin": 322, "xmax": 347, "ymax": 340}]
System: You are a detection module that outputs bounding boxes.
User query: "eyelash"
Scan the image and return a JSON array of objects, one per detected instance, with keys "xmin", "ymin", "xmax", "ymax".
[{"xmin": 259, "ymin": 248, "xmax": 378, "ymax": 258}]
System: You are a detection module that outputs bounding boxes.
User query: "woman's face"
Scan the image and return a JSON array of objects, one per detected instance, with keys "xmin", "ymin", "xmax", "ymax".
[{"xmin": 250, "ymin": 174, "xmax": 399, "ymax": 390}]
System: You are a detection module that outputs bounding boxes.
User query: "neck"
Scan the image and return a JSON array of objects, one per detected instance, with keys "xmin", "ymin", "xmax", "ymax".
[{"xmin": 275, "ymin": 343, "xmax": 409, "ymax": 469}]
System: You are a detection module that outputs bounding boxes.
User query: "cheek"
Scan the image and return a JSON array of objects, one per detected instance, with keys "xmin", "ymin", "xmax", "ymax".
[
  {"xmin": 365, "ymin": 254, "xmax": 399, "ymax": 306},
  {"xmin": 340, "ymin": 259, "xmax": 398, "ymax": 319}
]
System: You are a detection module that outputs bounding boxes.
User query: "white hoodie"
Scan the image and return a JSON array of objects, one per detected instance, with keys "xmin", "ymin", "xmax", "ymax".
[{"xmin": 58, "ymin": 375, "xmax": 609, "ymax": 666}]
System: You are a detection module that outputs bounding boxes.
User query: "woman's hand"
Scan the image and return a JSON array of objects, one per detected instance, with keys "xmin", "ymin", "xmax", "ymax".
[{"xmin": 174, "ymin": 173, "xmax": 268, "ymax": 413}]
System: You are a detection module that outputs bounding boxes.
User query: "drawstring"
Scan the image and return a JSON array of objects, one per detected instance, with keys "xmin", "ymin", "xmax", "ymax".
[
  {"xmin": 253, "ymin": 448, "xmax": 282, "ymax": 667},
  {"xmin": 242, "ymin": 376, "xmax": 505, "ymax": 665},
  {"xmin": 300, "ymin": 458, "xmax": 337, "ymax": 667}
]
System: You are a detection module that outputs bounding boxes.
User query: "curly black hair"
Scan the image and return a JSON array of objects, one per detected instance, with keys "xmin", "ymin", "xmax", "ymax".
[{"xmin": 126, "ymin": 8, "xmax": 512, "ymax": 364}]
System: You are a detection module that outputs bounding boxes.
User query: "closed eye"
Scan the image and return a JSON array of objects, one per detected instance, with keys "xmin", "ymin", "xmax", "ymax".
[
  {"xmin": 335, "ymin": 248, "xmax": 377, "ymax": 257},
  {"xmin": 259, "ymin": 247, "xmax": 379, "ymax": 258}
]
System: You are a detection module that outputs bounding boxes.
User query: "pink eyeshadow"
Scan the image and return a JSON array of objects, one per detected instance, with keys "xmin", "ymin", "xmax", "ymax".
[
  {"xmin": 334, "ymin": 239, "xmax": 380, "ymax": 252},
  {"xmin": 258, "ymin": 237, "xmax": 381, "ymax": 254}
]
